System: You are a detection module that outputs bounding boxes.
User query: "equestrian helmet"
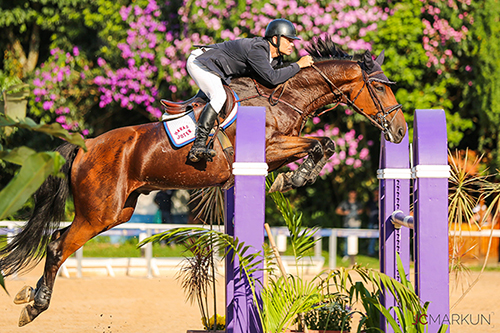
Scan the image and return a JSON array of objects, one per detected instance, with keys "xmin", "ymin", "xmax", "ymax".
[{"xmin": 265, "ymin": 19, "xmax": 300, "ymax": 40}]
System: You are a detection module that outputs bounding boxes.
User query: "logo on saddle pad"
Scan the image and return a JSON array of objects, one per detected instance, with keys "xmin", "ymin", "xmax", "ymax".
[{"xmin": 162, "ymin": 100, "xmax": 238, "ymax": 148}]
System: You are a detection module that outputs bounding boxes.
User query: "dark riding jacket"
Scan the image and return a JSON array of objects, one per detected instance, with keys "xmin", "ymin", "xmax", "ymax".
[{"xmin": 195, "ymin": 37, "xmax": 300, "ymax": 86}]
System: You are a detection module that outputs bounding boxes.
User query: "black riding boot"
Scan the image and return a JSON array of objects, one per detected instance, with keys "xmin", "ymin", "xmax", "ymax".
[{"xmin": 188, "ymin": 104, "xmax": 218, "ymax": 162}]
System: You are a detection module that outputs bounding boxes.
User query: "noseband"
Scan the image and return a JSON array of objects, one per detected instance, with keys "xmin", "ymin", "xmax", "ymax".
[{"xmin": 311, "ymin": 64, "xmax": 402, "ymax": 134}]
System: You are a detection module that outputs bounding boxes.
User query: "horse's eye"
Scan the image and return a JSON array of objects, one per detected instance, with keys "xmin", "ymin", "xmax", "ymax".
[{"xmin": 375, "ymin": 85, "xmax": 385, "ymax": 92}]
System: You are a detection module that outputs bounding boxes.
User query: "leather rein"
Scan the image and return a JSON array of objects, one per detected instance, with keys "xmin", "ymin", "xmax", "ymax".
[{"xmin": 234, "ymin": 64, "xmax": 402, "ymax": 135}]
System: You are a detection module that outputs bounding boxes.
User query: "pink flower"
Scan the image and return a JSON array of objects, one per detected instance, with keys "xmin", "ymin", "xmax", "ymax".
[
  {"xmin": 97, "ymin": 58, "xmax": 106, "ymax": 67},
  {"xmin": 43, "ymin": 101, "xmax": 54, "ymax": 110},
  {"xmin": 359, "ymin": 148, "xmax": 370, "ymax": 160}
]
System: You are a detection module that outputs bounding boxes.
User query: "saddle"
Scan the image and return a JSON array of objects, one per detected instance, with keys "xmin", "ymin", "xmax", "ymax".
[
  {"xmin": 160, "ymin": 85, "xmax": 236, "ymax": 120},
  {"xmin": 160, "ymin": 86, "xmax": 237, "ymax": 178}
]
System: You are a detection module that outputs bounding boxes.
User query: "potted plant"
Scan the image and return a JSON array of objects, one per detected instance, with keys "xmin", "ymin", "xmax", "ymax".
[{"xmin": 303, "ymin": 296, "xmax": 354, "ymax": 333}]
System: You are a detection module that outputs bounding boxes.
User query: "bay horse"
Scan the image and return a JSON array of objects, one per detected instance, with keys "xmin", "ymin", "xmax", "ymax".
[{"xmin": 0, "ymin": 40, "xmax": 406, "ymax": 326}]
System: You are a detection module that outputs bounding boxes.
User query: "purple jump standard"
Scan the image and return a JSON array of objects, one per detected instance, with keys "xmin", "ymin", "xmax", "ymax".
[
  {"xmin": 378, "ymin": 109, "xmax": 450, "ymax": 333},
  {"xmin": 413, "ymin": 109, "xmax": 450, "ymax": 332},
  {"xmin": 225, "ymin": 106, "xmax": 267, "ymax": 333},
  {"xmin": 378, "ymin": 126, "xmax": 411, "ymax": 333}
]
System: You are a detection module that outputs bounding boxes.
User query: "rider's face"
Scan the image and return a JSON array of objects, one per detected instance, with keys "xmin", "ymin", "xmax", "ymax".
[{"xmin": 273, "ymin": 36, "xmax": 295, "ymax": 56}]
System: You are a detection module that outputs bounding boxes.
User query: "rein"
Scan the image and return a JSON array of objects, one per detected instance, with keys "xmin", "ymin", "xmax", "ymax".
[
  {"xmin": 311, "ymin": 64, "xmax": 402, "ymax": 134},
  {"xmin": 234, "ymin": 79, "xmax": 305, "ymax": 115}
]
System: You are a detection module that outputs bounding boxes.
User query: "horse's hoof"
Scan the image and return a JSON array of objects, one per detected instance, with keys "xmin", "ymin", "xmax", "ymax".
[
  {"xmin": 14, "ymin": 286, "xmax": 35, "ymax": 305},
  {"xmin": 269, "ymin": 173, "xmax": 294, "ymax": 193},
  {"xmin": 18, "ymin": 305, "xmax": 33, "ymax": 327},
  {"xmin": 269, "ymin": 173, "xmax": 285, "ymax": 193}
]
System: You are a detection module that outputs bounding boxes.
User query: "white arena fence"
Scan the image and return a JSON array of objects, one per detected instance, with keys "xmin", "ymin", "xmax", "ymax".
[{"xmin": 1, "ymin": 219, "xmax": 493, "ymax": 278}]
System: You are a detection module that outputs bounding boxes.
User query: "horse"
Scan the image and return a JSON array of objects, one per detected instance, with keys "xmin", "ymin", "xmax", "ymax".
[{"xmin": 0, "ymin": 40, "xmax": 406, "ymax": 327}]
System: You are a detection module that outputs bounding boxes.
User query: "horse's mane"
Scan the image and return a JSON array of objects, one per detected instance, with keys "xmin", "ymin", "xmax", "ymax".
[{"xmin": 305, "ymin": 36, "xmax": 353, "ymax": 61}]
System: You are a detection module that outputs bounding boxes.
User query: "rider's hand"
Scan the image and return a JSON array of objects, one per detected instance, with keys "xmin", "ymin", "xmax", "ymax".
[{"xmin": 297, "ymin": 55, "xmax": 314, "ymax": 68}]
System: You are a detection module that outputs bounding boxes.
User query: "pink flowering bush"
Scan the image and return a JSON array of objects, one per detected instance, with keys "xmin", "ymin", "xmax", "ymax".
[
  {"xmin": 29, "ymin": 47, "xmax": 92, "ymax": 136},
  {"xmin": 94, "ymin": 0, "xmax": 166, "ymax": 118},
  {"xmin": 92, "ymin": 0, "xmax": 391, "ymax": 119},
  {"xmin": 419, "ymin": 0, "xmax": 472, "ymax": 74}
]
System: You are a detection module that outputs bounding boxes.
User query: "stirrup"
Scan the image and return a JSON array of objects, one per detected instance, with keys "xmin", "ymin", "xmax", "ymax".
[{"xmin": 188, "ymin": 147, "xmax": 216, "ymax": 163}]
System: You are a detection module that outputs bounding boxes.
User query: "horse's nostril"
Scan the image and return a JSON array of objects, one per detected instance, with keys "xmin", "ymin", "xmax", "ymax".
[{"xmin": 398, "ymin": 127, "xmax": 405, "ymax": 138}]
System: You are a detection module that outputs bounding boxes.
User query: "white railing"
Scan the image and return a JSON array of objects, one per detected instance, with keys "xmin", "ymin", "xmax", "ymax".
[{"xmin": 7, "ymin": 221, "xmax": 493, "ymax": 278}]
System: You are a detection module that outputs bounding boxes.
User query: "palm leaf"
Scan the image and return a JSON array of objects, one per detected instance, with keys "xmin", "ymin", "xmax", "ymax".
[{"xmin": 265, "ymin": 175, "xmax": 319, "ymax": 263}]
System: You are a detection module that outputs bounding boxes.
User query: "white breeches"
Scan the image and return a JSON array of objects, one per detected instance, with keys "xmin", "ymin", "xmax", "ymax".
[{"xmin": 186, "ymin": 48, "xmax": 226, "ymax": 114}]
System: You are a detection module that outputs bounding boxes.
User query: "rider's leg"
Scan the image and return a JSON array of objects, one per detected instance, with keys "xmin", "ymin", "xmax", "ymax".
[
  {"xmin": 188, "ymin": 103, "xmax": 218, "ymax": 162},
  {"xmin": 186, "ymin": 49, "xmax": 226, "ymax": 162}
]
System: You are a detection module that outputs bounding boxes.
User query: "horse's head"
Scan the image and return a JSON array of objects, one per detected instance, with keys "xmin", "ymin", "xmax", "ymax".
[
  {"xmin": 348, "ymin": 50, "xmax": 406, "ymax": 143},
  {"xmin": 306, "ymin": 39, "xmax": 407, "ymax": 143}
]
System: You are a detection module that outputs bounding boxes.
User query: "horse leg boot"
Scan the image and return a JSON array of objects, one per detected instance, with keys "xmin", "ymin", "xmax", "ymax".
[
  {"xmin": 188, "ymin": 103, "xmax": 218, "ymax": 162},
  {"xmin": 290, "ymin": 157, "xmax": 316, "ymax": 187},
  {"xmin": 304, "ymin": 138, "xmax": 336, "ymax": 185},
  {"xmin": 269, "ymin": 158, "xmax": 316, "ymax": 193}
]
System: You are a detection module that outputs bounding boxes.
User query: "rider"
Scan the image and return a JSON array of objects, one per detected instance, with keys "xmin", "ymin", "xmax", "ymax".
[{"xmin": 185, "ymin": 18, "xmax": 314, "ymax": 163}]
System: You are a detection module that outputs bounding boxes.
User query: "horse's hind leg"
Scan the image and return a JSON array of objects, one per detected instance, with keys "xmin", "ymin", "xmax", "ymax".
[
  {"xmin": 16, "ymin": 219, "xmax": 102, "ymax": 327},
  {"xmin": 14, "ymin": 227, "xmax": 70, "ymax": 306},
  {"xmin": 16, "ymin": 194, "xmax": 138, "ymax": 327},
  {"xmin": 16, "ymin": 226, "xmax": 73, "ymax": 326}
]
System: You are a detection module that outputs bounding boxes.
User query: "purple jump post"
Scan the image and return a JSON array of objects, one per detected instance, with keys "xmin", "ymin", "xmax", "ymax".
[
  {"xmin": 413, "ymin": 109, "xmax": 450, "ymax": 332},
  {"xmin": 225, "ymin": 106, "xmax": 267, "ymax": 333},
  {"xmin": 378, "ymin": 129, "xmax": 411, "ymax": 333}
]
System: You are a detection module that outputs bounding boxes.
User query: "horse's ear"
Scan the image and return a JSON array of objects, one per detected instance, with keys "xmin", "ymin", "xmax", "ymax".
[
  {"xmin": 363, "ymin": 50, "xmax": 374, "ymax": 69},
  {"xmin": 375, "ymin": 50, "xmax": 385, "ymax": 65}
]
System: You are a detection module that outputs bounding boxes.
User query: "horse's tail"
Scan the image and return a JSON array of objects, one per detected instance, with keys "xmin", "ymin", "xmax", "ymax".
[{"xmin": 0, "ymin": 142, "xmax": 80, "ymax": 277}]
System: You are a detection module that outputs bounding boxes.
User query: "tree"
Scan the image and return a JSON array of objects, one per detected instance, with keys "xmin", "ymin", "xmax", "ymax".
[
  {"xmin": 462, "ymin": 0, "xmax": 500, "ymax": 170},
  {"xmin": 0, "ymin": 0, "xmax": 92, "ymax": 78}
]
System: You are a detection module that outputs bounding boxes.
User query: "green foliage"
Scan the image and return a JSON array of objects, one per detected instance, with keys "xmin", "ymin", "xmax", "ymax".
[
  {"xmin": 364, "ymin": 254, "xmax": 448, "ymax": 333},
  {"xmin": 464, "ymin": 0, "xmax": 500, "ymax": 170},
  {"xmin": 0, "ymin": 114, "xmax": 87, "ymax": 148},
  {"xmin": 266, "ymin": 176, "xmax": 319, "ymax": 263},
  {"xmin": 367, "ymin": 0, "xmax": 473, "ymax": 147},
  {"xmin": 0, "ymin": 149, "xmax": 65, "ymax": 220},
  {"xmin": 260, "ymin": 275, "xmax": 323, "ymax": 333}
]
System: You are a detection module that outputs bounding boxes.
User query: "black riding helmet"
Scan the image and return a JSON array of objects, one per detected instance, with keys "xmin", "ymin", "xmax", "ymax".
[
  {"xmin": 264, "ymin": 19, "xmax": 300, "ymax": 58},
  {"xmin": 265, "ymin": 19, "xmax": 300, "ymax": 41}
]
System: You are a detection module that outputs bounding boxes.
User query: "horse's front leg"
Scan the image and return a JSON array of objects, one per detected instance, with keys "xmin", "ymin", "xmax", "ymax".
[{"xmin": 266, "ymin": 135, "xmax": 334, "ymax": 193}]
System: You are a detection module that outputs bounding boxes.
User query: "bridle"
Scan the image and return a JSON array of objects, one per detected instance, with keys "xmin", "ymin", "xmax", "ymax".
[{"xmin": 311, "ymin": 64, "xmax": 402, "ymax": 135}]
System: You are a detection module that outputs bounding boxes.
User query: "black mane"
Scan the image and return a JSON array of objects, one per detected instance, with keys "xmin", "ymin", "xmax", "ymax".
[{"xmin": 306, "ymin": 37, "xmax": 353, "ymax": 61}]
